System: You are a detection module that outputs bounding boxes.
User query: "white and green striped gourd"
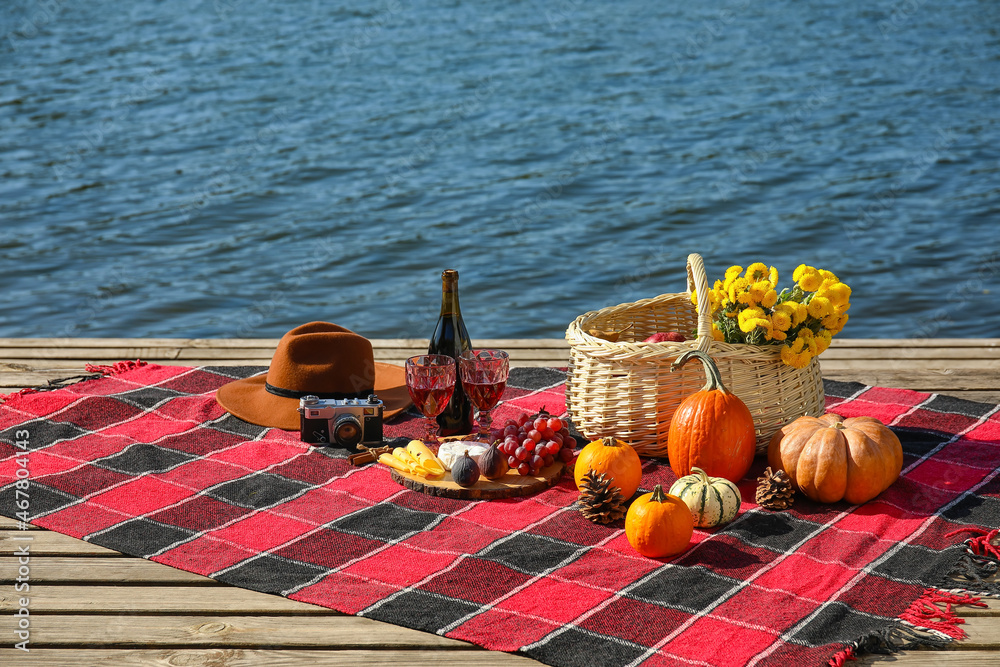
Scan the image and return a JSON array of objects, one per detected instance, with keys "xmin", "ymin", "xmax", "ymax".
[{"xmin": 668, "ymin": 467, "xmax": 741, "ymax": 527}]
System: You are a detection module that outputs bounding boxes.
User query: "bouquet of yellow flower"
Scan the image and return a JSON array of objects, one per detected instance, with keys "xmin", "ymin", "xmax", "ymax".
[{"xmin": 692, "ymin": 263, "xmax": 851, "ymax": 369}]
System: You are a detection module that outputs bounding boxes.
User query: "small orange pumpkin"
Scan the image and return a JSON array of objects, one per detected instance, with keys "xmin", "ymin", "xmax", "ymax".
[
  {"xmin": 574, "ymin": 436, "xmax": 642, "ymax": 499},
  {"xmin": 666, "ymin": 350, "xmax": 756, "ymax": 483},
  {"xmin": 767, "ymin": 413, "xmax": 903, "ymax": 504},
  {"xmin": 625, "ymin": 485, "xmax": 694, "ymax": 558}
]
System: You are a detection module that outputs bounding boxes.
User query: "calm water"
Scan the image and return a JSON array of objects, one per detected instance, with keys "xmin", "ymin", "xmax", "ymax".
[{"xmin": 2, "ymin": 0, "xmax": 998, "ymax": 340}]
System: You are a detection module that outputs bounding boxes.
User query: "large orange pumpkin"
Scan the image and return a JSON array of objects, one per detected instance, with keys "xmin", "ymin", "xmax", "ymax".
[
  {"xmin": 666, "ymin": 350, "xmax": 756, "ymax": 483},
  {"xmin": 625, "ymin": 485, "xmax": 694, "ymax": 558},
  {"xmin": 767, "ymin": 413, "xmax": 903, "ymax": 504},
  {"xmin": 574, "ymin": 436, "xmax": 642, "ymax": 500}
]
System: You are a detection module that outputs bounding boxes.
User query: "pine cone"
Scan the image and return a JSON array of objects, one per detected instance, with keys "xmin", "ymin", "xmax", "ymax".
[
  {"xmin": 756, "ymin": 467, "xmax": 794, "ymax": 510},
  {"xmin": 578, "ymin": 470, "xmax": 627, "ymax": 524}
]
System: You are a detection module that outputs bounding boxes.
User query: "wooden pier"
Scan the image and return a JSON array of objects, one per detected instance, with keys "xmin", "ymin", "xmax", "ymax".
[{"xmin": 1, "ymin": 337, "xmax": 997, "ymax": 666}]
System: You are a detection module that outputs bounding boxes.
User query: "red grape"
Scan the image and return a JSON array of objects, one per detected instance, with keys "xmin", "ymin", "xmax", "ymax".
[
  {"xmin": 543, "ymin": 454, "xmax": 555, "ymax": 466},
  {"xmin": 521, "ymin": 437, "xmax": 535, "ymax": 450},
  {"xmin": 531, "ymin": 455, "xmax": 544, "ymax": 469},
  {"xmin": 504, "ymin": 418, "xmax": 517, "ymax": 428},
  {"xmin": 551, "ymin": 433, "xmax": 564, "ymax": 447},
  {"xmin": 533, "ymin": 417, "xmax": 548, "ymax": 431},
  {"xmin": 517, "ymin": 463, "xmax": 531, "ymax": 476},
  {"xmin": 545, "ymin": 441, "xmax": 560, "ymax": 455},
  {"xmin": 540, "ymin": 427, "xmax": 555, "ymax": 440},
  {"xmin": 559, "ymin": 426, "xmax": 570, "ymax": 436},
  {"xmin": 517, "ymin": 413, "xmax": 531, "ymax": 426},
  {"xmin": 515, "ymin": 446, "xmax": 529, "ymax": 461},
  {"xmin": 503, "ymin": 425, "xmax": 518, "ymax": 437},
  {"xmin": 547, "ymin": 418, "xmax": 564, "ymax": 431},
  {"xmin": 558, "ymin": 447, "xmax": 574, "ymax": 463},
  {"xmin": 528, "ymin": 430, "xmax": 542, "ymax": 443},
  {"xmin": 508, "ymin": 455, "xmax": 518, "ymax": 467}
]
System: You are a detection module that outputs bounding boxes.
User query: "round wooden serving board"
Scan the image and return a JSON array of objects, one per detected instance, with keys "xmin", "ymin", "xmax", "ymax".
[{"xmin": 389, "ymin": 461, "xmax": 566, "ymax": 499}]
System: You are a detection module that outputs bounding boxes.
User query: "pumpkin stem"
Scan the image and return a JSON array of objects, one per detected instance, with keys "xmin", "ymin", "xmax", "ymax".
[
  {"xmin": 833, "ymin": 422, "xmax": 846, "ymax": 430},
  {"xmin": 692, "ymin": 467, "xmax": 710, "ymax": 484},
  {"xmin": 602, "ymin": 436, "xmax": 624, "ymax": 448},
  {"xmin": 650, "ymin": 484, "xmax": 668, "ymax": 503},
  {"xmin": 670, "ymin": 350, "xmax": 730, "ymax": 395}
]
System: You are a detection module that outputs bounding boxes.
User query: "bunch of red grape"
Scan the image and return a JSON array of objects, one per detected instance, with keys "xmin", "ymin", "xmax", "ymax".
[{"xmin": 497, "ymin": 410, "xmax": 576, "ymax": 476}]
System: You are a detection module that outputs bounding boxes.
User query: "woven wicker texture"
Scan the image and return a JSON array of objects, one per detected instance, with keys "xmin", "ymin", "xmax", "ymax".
[{"xmin": 565, "ymin": 253, "xmax": 825, "ymax": 458}]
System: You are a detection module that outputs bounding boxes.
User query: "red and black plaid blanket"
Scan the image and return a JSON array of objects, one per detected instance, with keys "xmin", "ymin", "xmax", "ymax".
[{"xmin": 1, "ymin": 363, "xmax": 998, "ymax": 666}]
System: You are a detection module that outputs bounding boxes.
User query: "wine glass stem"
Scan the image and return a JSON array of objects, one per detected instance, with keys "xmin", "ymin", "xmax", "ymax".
[
  {"xmin": 478, "ymin": 408, "xmax": 492, "ymax": 440},
  {"xmin": 425, "ymin": 416, "xmax": 438, "ymax": 444}
]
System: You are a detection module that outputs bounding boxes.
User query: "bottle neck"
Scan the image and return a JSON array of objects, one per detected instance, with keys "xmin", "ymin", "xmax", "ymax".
[{"xmin": 440, "ymin": 272, "xmax": 461, "ymax": 317}]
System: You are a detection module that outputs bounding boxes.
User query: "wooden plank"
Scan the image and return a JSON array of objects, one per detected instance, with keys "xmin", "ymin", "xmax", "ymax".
[
  {"xmin": 0, "ymin": 649, "xmax": 541, "ymax": 666},
  {"xmin": 0, "ymin": 614, "xmax": 470, "ymax": 649},
  {"xmin": 818, "ymin": 358, "xmax": 1000, "ymax": 370},
  {"xmin": 0, "ymin": 586, "xmax": 335, "ymax": 614},
  {"xmin": 0, "ymin": 516, "xmax": 41, "ymax": 529},
  {"xmin": 819, "ymin": 369, "xmax": 1000, "ymax": 391},
  {"xmin": 0, "ymin": 530, "xmax": 123, "ymax": 556},
  {"xmin": 820, "ymin": 348, "xmax": 1000, "ymax": 359},
  {"xmin": 830, "ymin": 339, "xmax": 1000, "ymax": 348},
  {"xmin": 0, "ymin": 556, "xmax": 217, "ymax": 584}
]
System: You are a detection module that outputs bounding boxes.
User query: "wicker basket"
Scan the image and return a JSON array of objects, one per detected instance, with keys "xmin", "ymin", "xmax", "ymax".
[{"xmin": 565, "ymin": 253, "xmax": 825, "ymax": 458}]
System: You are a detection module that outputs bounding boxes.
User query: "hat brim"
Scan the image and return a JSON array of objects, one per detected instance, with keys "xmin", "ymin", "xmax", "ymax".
[{"xmin": 215, "ymin": 362, "xmax": 410, "ymax": 432}]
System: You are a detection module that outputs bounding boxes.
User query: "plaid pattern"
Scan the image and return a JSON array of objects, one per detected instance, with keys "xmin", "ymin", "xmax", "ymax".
[{"xmin": 1, "ymin": 364, "xmax": 998, "ymax": 667}]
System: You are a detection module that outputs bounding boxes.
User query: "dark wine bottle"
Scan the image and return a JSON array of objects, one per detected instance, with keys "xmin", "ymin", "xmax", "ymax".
[{"xmin": 428, "ymin": 269, "xmax": 473, "ymax": 435}]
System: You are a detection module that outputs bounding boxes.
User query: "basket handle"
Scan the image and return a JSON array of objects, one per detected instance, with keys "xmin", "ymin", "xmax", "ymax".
[{"xmin": 686, "ymin": 253, "xmax": 714, "ymax": 352}]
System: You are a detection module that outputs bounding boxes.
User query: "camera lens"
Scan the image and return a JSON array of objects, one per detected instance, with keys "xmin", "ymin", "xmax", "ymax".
[{"xmin": 332, "ymin": 413, "xmax": 363, "ymax": 448}]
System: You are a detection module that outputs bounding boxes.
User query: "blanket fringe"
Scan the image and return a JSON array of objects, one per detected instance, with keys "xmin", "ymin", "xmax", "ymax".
[
  {"xmin": 0, "ymin": 360, "xmax": 148, "ymax": 405},
  {"xmin": 827, "ymin": 527, "xmax": 1000, "ymax": 666},
  {"xmin": 85, "ymin": 359, "xmax": 148, "ymax": 376}
]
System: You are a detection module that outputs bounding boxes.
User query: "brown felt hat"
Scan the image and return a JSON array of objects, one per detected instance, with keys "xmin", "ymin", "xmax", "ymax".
[{"xmin": 215, "ymin": 322, "xmax": 410, "ymax": 430}]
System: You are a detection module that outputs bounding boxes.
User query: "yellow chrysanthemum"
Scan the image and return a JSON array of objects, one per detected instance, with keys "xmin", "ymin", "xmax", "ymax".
[
  {"xmin": 724, "ymin": 266, "xmax": 744, "ymax": 290},
  {"xmin": 780, "ymin": 339, "xmax": 812, "ymax": 369},
  {"xmin": 795, "ymin": 329, "xmax": 818, "ymax": 355},
  {"xmin": 799, "ymin": 271, "xmax": 822, "ymax": 292},
  {"xmin": 760, "ymin": 288, "xmax": 778, "ymax": 309},
  {"xmin": 728, "ymin": 277, "xmax": 749, "ymax": 304},
  {"xmin": 738, "ymin": 307, "xmax": 770, "ymax": 333},
  {"xmin": 768, "ymin": 266, "xmax": 779, "ymax": 287},
  {"xmin": 749, "ymin": 280, "xmax": 770, "ymax": 303},
  {"xmin": 768, "ymin": 328, "xmax": 787, "ymax": 342},
  {"xmin": 771, "ymin": 309, "xmax": 792, "ymax": 332},
  {"xmin": 816, "ymin": 329, "xmax": 833, "ymax": 355},
  {"xmin": 807, "ymin": 296, "xmax": 832, "ymax": 319},
  {"xmin": 790, "ymin": 302, "xmax": 808, "ymax": 327},
  {"xmin": 833, "ymin": 302, "xmax": 851, "ymax": 316},
  {"xmin": 746, "ymin": 262, "xmax": 769, "ymax": 282},
  {"xmin": 711, "ymin": 324, "xmax": 725, "ymax": 342},
  {"xmin": 825, "ymin": 283, "xmax": 852, "ymax": 308},
  {"xmin": 819, "ymin": 269, "xmax": 839, "ymax": 284},
  {"xmin": 690, "ymin": 289, "xmax": 698, "ymax": 307},
  {"xmin": 792, "ymin": 264, "xmax": 812, "ymax": 283},
  {"xmin": 823, "ymin": 313, "xmax": 848, "ymax": 334}
]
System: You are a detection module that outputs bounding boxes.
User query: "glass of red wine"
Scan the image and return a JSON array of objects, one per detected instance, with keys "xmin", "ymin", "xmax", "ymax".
[
  {"xmin": 458, "ymin": 349, "xmax": 510, "ymax": 440},
  {"xmin": 405, "ymin": 355, "xmax": 456, "ymax": 445}
]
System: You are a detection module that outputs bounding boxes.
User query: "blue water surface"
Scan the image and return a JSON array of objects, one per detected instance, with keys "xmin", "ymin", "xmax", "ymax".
[{"xmin": 1, "ymin": 0, "xmax": 998, "ymax": 339}]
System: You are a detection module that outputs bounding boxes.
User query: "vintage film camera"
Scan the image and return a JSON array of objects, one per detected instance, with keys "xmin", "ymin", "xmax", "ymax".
[{"xmin": 297, "ymin": 394, "xmax": 384, "ymax": 447}]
